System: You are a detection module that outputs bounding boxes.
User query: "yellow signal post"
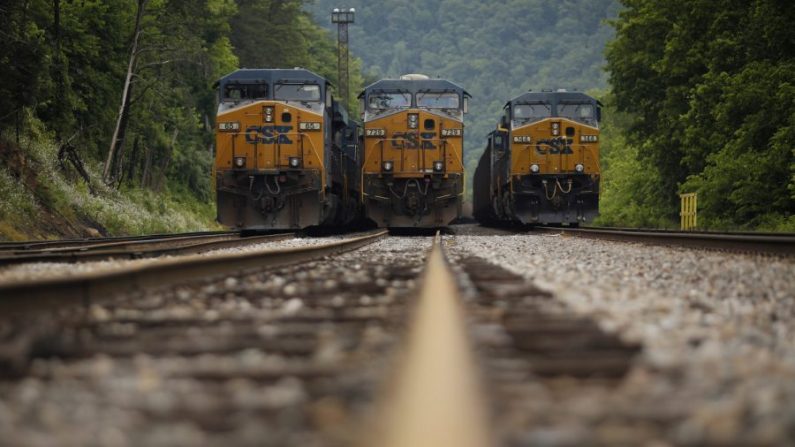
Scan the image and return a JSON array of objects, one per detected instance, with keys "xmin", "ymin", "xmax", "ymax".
[{"xmin": 680, "ymin": 192, "xmax": 697, "ymax": 230}]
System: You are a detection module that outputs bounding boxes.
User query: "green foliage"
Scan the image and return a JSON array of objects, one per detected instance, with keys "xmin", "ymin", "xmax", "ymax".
[
  {"xmin": 0, "ymin": 127, "xmax": 217, "ymax": 240},
  {"xmin": 606, "ymin": 0, "xmax": 795, "ymax": 229},
  {"xmin": 594, "ymin": 92, "xmax": 675, "ymax": 228},
  {"xmin": 307, "ymin": 0, "xmax": 619, "ymax": 197},
  {"xmin": 231, "ymin": 0, "xmax": 365, "ymax": 111},
  {"xmin": 0, "ymin": 0, "xmax": 349, "ymax": 238}
]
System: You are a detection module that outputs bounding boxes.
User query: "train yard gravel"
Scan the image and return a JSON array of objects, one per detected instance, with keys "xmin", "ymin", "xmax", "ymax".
[
  {"xmin": 449, "ymin": 232, "xmax": 795, "ymax": 446},
  {"xmin": 2, "ymin": 228, "xmax": 793, "ymax": 446},
  {"xmin": 0, "ymin": 236, "xmax": 427, "ymax": 446}
]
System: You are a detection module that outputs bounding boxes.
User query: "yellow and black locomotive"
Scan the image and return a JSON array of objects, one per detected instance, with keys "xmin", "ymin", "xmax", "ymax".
[
  {"xmin": 214, "ymin": 69, "xmax": 360, "ymax": 229},
  {"xmin": 359, "ymin": 74, "xmax": 470, "ymax": 227},
  {"xmin": 473, "ymin": 90, "xmax": 601, "ymax": 225}
]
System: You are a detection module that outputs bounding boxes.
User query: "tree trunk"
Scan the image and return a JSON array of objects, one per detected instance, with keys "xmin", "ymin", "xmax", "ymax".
[
  {"xmin": 154, "ymin": 128, "xmax": 179, "ymax": 192},
  {"xmin": 103, "ymin": 0, "xmax": 148, "ymax": 185},
  {"xmin": 126, "ymin": 134, "xmax": 140, "ymax": 186},
  {"xmin": 142, "ymin": 145, "xmax": 153, "ymax": 188},
  {"xmin": 52, "ymin": 0, "xmax": 65, "ymax": 140}
]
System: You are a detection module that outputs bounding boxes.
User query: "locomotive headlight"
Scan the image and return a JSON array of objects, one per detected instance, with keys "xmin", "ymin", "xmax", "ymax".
[
  {"xmin": 433, "ymin": 161, "xmax": 444, "ymax": 172},
  {"xmin": 575, "ymin": 163, "xmax": 584, "ymax": 173},
  {"xmin": 234, "ymin": 156, "xmax": 246, "ymax": 168},
  {"xmin": 289, "ymin": 157, "xmax": 301, "ymax": 168},
  {"xmin": 382, "ymin": 161, "xmax": 394, "ymax": 172},
  {"xmin": 530, "ymin": 164, "xmax": 540, "ymax": 173},
  {"xmin": 299, "ymin": 122, "xmax": 321, "ymax": 131},
  {"xmin": 218, "ymin": 122, "xmax": 240, "ymax": 132},
  {"xmin": 407, "ymin": 113, "xmax": 419, "ymax": 129},
  {"xmin": 263, "ymin": 106, "xmax": 274, "ymax": 123},
  {"xmin": 551, "ymin": 122, "xmax": 560, "ymax": 136}
]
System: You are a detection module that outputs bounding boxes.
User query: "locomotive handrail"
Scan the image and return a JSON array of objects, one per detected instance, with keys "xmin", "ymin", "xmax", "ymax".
[{"xmin": 275, "ymin": 132, "xmax": 323, "ymax": 172}]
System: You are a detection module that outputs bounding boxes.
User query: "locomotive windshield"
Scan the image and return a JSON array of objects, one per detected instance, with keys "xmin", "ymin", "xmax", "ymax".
[
  {"xmin": 368, "ymin": 92, "xmax": 412, "ymax": 110},
  {"xmin": 274, "ymin": 83, "xmax": 321, "ymax": 101},
  {"xmin": 223, "ymin": 83, "xmax": 268, "ymax": 101},
  {"xmin": 512, "ymin": 102, "xmax": 551, "ymax": 126},
  {"xmin": 557, "ymin": 102, "xmax": 597, "ymax": 126},
  {"xmin": 417, "ymin": 92, "xmax": 459, "ymax": 109}
]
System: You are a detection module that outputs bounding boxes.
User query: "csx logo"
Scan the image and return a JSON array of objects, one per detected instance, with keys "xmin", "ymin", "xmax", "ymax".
[
  {"xmin": 245, "ymin": 125, "xmax": 293, "ymax": 144},
  {"xmin": 390, "ymin": 132, "xmax": 437, "ymax": 149},
  {"xmin": 536, "ymin": 145, "xmax": 574, "ymax": 155}
]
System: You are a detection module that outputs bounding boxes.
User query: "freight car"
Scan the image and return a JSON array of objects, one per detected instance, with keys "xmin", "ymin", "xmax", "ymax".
[
  {"xmin": 214, "ymin": 68, "xmax": 360, "ymax": 229},
  {"xmin": 359, "ymin": 74, "xmax": 471, "ymax": 227},
  {"xmin": 473, "ymin": 90, "xmax": 601, "ymax": 225}
]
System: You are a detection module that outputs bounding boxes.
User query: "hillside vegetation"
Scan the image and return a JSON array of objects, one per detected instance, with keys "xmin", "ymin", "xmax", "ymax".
[
  {"xmin": 603, "ymin": 0, "xmax": 794, "ymax": 230},
  {"xmin": 1, "ymin": 0, "xmax": 790, "ymax": 237},
  {"xmin": 0, "ymin": 0, "xmax": 356, "ymax": 240}
]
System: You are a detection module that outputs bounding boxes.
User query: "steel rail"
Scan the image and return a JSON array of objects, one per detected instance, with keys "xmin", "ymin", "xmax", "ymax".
[
  {"xmin": 535, "ymin": 226, "xmax": 795, "ymax": 255},
  {"xmin": 581, "ymin": 225, "xmax": 795, "ymax": 237},
  {"xmin": 6, "ymin": 232, "xmax": 240, "ymax": 254},
  {"xmin": 0, "ymin": 230, "xmax": 238, "ymax": 252},
  {"xmin": 0, "ymin": 233, "xmax": 294, "ymax": 267},
  {"xmin": 368, "ymin": 232, "xmax": 491, "ymax": 447},
  {"xmin": 0, "ymin": 230, "xmax": 387, "ymax": 314}
]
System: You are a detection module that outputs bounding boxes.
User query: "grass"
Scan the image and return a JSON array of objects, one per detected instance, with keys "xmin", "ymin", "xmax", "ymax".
[{"xmin": 0, "ymin": 123, "xmax": 220, "ymax": 241}]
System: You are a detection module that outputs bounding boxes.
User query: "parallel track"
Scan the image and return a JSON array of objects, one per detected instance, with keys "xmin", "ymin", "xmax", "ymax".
[
  {"xmin": 535, "ymin": 226, "xmax": 795, "ymax": 255},
  {"xmin": 0, "ymin": 230, "xmax": 388, "ymax": 313},
  {"xmin": 0, "ymin": 232, "xmax": 293, "ymax": 266},
  {"xmin": 0, "ymin": 230, "xmax": 237, "ymax": 252}
]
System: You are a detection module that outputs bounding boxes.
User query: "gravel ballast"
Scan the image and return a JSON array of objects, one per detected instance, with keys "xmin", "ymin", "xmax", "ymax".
[
  {"xmin": 0, "ymin": 236, "xmax": 427, "ymax": 447},
  {"xmin": 450, "ymin": 232, "xmax": 795, "ymax": 446},
  {"xmin": 0, "ymin": 236, "xmax": 353, "ymax": 284},
  {"xmin": 2, "ymin": 228, "xmax": 793, "ymax": 446}
]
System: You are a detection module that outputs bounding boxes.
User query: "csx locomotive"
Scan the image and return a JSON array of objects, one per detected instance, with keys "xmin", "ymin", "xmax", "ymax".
[
  {"xmin": 359, "ymin": 74, "xmax": 470, "ymax": 227},
  {"xmin": 473, "ymin": 90, "xmax": 601, "ymax": 225},
  {"xmin": 214, "ymin": 69, "xmax": 360, "ymax": 229}
]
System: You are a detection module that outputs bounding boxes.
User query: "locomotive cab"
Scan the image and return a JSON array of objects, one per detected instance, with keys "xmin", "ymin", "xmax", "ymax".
[
  {"xmin": 474, "ymin": 90, "xmax": 602, "ymax": 226},
  {"xmin": 359, "ymin": 75, "xmax": 470, "ymax": 228},
  {"xmin": 214, "ymin": 69, "xmax": 360, "ymax": 229}
]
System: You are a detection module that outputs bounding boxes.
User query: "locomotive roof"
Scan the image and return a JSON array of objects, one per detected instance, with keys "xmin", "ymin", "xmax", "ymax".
[
  {"xmin": 359, "ymin": 78, "xmax": 470, "ymax": 98},
  {"xmin": 506, "ymin": 91, "xmax": 600, "ymax": 107},
  {"xmin": 215, "ymin": 68, "xmax": 330, "ymax": 88}
]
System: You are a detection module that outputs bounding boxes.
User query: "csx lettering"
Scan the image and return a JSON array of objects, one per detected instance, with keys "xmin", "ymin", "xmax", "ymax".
[
  {"xmin": 391, "ymin": 132, "xmax": 419, "ymax": 149},
  {"xmin": 390, "ymin": 132, "xmax": 438, "ymax": 149},
  {"xmin": 245, "ymin": 125, "xmax": 293, "ymax": 144},
  {"xmin": 420, "ymin": 132, "xmax": 436, "ymax": 149},
  {"xmin": 535, "ymin": 144, "xmax": 573, "ymax": 155}
]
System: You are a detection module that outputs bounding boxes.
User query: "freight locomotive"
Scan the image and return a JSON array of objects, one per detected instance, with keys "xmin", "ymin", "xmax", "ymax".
[
  {"xmin": 359, "ymin": 74, "xmax": 470, "ymax": 227},
  {"xmin": 473, "ymin": 90, "xmax": 601, "ymax": 226},
  {"xmin": 214, "ymin": 68, "xmax": 360, "ymax": 229}
]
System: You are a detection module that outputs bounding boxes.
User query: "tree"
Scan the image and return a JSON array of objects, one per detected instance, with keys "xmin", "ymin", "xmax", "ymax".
[
  {"xmin": 606, "ymin": 0, "xmax": 795, "ymax": 229},
  {"xmin": 104, "ymin": 0, "xmax": 148, "ymax": 184}
]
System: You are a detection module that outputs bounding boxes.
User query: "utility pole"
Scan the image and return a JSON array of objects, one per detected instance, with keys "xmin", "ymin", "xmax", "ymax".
[{"xmin": 331, "ymin": 7, "xmax": 355, "ymax": 109}]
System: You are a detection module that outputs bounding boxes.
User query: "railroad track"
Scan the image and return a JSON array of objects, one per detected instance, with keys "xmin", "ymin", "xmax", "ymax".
[
  {"xmin": 5, "ymin": 228, "xmax": 790, "ymax": 445},
  {"xmin": 0, "ymin": 230, "xmax": 237, "ymax": 252},
  {"xmin": 535, "ymin": 225, "xmax": 795, "ymax": 255},
  {"xmin": 0, "ymin": 231, "xmax": 293, "ymax": 267},
  {"xmin": 0, "ymin": 230, "xmax": 387, "ymax": 313},
  {"xmin": 0, "ymin": 230, "xmax": 413, "ymax": 445}
]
